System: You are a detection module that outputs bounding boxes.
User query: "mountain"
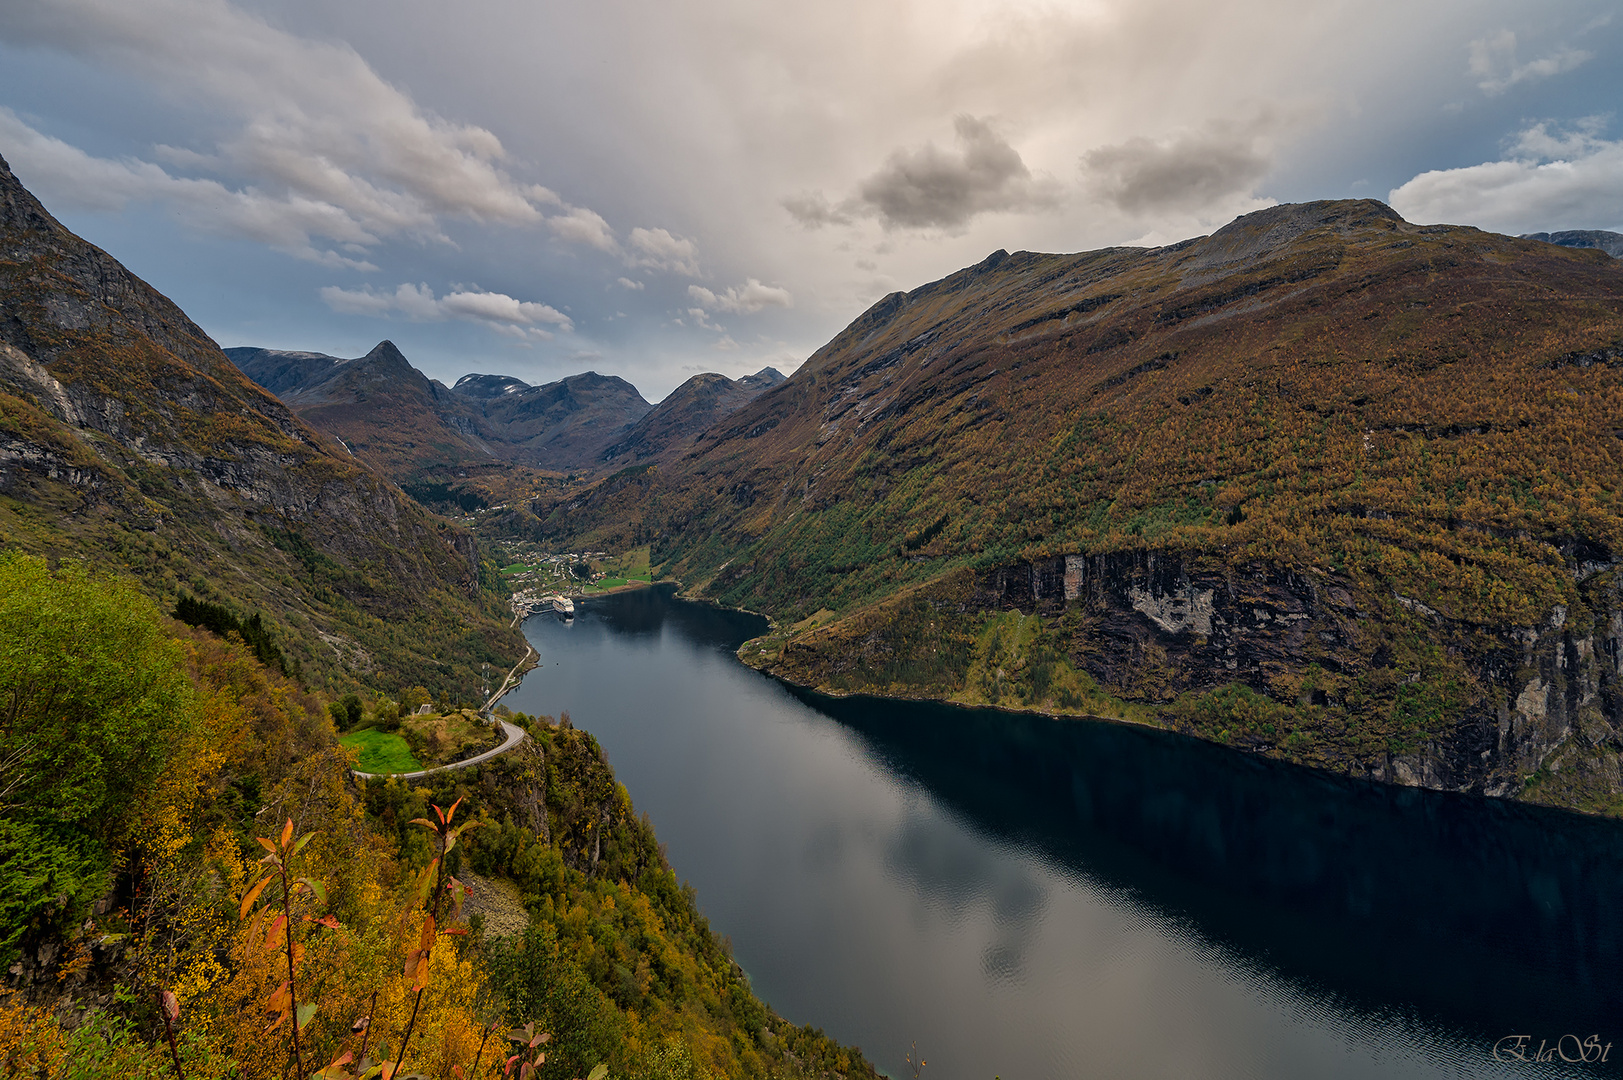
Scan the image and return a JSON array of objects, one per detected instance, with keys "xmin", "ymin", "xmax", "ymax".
[
  {"xmin": 0, "ymin": 152, "xmax": 520, "ymax": 694},
  {"xmin": 232, "ymin": 345, "xmax": 655, "ymax": 482},
  {"xmin": 601, "ymin": 366, "xmax": 786, "ymax": 467},
  {"xmin": 528, "ymin": 199, "xmax": 1623, "ymax": 813},
  {"xmin": 1522, "ymin": 229, "xmax": 1623, "ymax": 258},
  {"xmin": 466, "ymin": 370, "xmax": 652, "ymax": 471},
  {"xmin": 228, "ymin": 341, "xmax": 503, "ymax": 490},
  {"xmin": 450, "ymin": 372, "xmax": 532, "ymax": 399}
]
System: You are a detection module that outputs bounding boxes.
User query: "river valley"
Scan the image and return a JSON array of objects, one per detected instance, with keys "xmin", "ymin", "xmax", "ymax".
[{"xmin": 502, "ymin": 585, "xmax": 1623, "ymax": 1079}]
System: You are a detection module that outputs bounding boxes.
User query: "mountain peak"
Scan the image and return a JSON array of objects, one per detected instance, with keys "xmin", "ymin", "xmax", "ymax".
[
  {"xmin": 1189, "ymin": 199, "xmax": 1407, "ymax": 271},
  {"xmin": 363, "ymin": 339, "xmax": 410, "ymax": 365}
]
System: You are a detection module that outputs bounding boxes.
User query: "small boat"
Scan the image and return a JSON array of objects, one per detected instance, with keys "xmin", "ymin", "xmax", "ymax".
[{"xmin": 552, "ymin": 595, "xmax": 575, "ymax": 618}]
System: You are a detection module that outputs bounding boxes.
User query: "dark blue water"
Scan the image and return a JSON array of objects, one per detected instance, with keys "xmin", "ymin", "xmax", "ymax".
[{"xmin": 504, "ymin": 585, "xmax": 1623, "ymax": 1079}]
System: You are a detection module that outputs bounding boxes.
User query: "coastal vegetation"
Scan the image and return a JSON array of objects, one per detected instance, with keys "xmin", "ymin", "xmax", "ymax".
[{"xmin": 0, "ymin": 555, "xmax": 877, "ymax": 1079}]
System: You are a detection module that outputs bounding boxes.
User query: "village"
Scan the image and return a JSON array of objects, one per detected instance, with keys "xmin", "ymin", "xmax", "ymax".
[{"xmin": 493, "ymin": 542, "xmax": 655, "ymax": 622}]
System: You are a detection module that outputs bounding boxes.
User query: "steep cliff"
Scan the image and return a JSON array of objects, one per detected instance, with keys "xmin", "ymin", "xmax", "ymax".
[{"xmin": 0, "ymin": 153, "xmax": 521, "ymax": 694}]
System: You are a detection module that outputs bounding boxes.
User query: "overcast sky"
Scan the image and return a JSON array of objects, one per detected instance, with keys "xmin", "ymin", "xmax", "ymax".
[{"xmin": 2, "ymin": 0, "xmax": 1619, "ymax": 400}]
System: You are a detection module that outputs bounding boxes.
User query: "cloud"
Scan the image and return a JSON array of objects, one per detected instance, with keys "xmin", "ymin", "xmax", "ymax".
[
  {"xmin": 786, "ymin": 116, "xmax": 1058, "ymax": 231},
  {"xmin": 688, "ymin": 279, "xmax": 793, "ymax": 314},
  {"xmin": 839, "ymin": 116, "xmax": 1061, "ymax": 231},
  {"xmin": 1467, "ymin": 30, "xmax": 1591, "ymax": 96},
  {"xmin": 547, "ymin": 206, "xmax": 618, "ymax": 251},
  {"xmin": 1081, "ymin": 117, "xmax": 1278, "ymax": 215},
  {"xmin": 1388, "ymin": 118, "xmax": 1623, "ymax": 234},
  {"xmin": 0, "ymin": 0, "xmax": 631, "ymax": 265},
  {"xmin": 0, "ymin": 107, "xmax": 382, "ymax": 269},
  {"xmin": 781, "ymin": 192, "xmax": 854, "ymax": 228},
  {"xmin": 628, "ymin": 226, "xmax": 701, "ymax": 275},
  {"xmin": 319, "ymin": 282, "xmax": 574, "ymax": 338},
  {"xmin": 616, "ymin": 277, "xmax": 646, "ymax": 290}
]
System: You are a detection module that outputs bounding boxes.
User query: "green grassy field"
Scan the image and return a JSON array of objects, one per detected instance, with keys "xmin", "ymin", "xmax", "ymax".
[{"xmin": 339, "ymin": 728, "xmax": 422, "ymax": 773}]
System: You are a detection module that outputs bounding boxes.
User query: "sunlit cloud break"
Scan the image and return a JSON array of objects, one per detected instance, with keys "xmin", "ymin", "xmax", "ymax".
[{"xmin": 320, "ymin": 283, "xmax": 574, "ymax": 339}]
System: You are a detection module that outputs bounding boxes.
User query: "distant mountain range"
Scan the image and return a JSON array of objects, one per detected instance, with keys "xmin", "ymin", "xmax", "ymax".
[
  {"xmin": 0, "ymin": 152, "xmax": 520, "ymax": 694},
  {"xmin": 226, "ymin": 343, "xmax": 784, "ymax": 495},
  {"xmin": 1521, "ymin": 229, "xmax": 1623, "ymax": 258}
]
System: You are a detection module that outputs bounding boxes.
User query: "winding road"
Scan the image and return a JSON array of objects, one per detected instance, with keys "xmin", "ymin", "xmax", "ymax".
[
  {"xmin": 350, "ymin": 645, "xmax": 539, "ymax": 781},
  {"xmin": 351, "ymin": 717, "xmax": 528, "ymax": 781}
]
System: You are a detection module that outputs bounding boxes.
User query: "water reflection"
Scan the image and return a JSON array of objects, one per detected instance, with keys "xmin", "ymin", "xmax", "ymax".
[
  {"xmin": 507, "ymin": 587, "xmax": 1623, "ymax": 1078},
  {"xmin": 796, "ymin": 689, "xmax": 1623, "ymax": 1048}
]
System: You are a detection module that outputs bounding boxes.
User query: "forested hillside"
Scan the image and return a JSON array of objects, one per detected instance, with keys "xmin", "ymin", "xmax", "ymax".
[
  {"xmin": 0, "ymin": 153, "xmax": 520, "ymax": 697},
  {"xmin": 0, "ymin": 553, "xmax": 876, "ymax": 1080},
  {"xmin": 524, "ymin": 201, "xmax": 1623, "ymax": 811}
]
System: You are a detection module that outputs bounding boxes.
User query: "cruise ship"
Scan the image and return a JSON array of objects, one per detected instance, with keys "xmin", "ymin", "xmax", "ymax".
[{"xmin": 552, "ymin": 594, "xmax": 575, "ymax": 618}]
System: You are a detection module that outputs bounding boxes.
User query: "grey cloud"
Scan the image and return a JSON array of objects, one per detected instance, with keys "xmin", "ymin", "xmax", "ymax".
[
  {"xmin": 782, "ymin": 192, "xmax": 854, "ymax": 228},
  {"xmin": 787, "ymin": 116, "xmax": 1059, "ymax": 231},
  {"xmin": 1082, "ymin": 121, "xmax": 1274, "ymax": 215},
  {"xmin": 857, "ymin": 116, "xmax": 1058, "ymax": 229}
]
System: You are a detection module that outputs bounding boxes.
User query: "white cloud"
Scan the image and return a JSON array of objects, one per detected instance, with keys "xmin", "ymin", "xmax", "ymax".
[
  {"xmin": 628, "ymin": 226, "xmax": 701, "ymax": 276},
  {"xmin": 548, "ymin": 206, "xmax": 618, "ymax": 251},
  {"xmin": 688, "ymin": 279, "xmax": 793, "ymax": 314},
  {"xmin": 1388, "ymin": 119, "xmax": 1623, "ymax": 234},
  {"xmin": 320, "ymin": 282, "xmax": 574, "ymax": 338},
  {"xmin": 616, "ymin": 277, "xmax": 646, "ymax": 290},
  {"xmin": 1467, "ymin": 30, "xmax": 1591, "ymax": 96},
  {"xmin": 0, "ymin": 0, "xmax": 626, "ymax": 265},
  {"xmin": 0, "ymin": 107, "xmax": 382, "ymax": 269}
]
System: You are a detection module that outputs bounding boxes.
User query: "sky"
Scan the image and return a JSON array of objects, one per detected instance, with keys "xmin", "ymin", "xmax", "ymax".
[{"xmin": 1, "ymin": 0, "xmax": 1620, "ymax": 401}]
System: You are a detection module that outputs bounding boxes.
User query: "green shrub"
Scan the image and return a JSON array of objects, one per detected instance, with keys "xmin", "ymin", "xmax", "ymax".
[{"xmin": 0, "ymin": 553, "xmax": 195, "ymax": 960}]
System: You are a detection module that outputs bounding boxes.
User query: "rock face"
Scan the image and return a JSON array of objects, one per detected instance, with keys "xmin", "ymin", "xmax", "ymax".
[
  {"xmin": 967, "ymin": 549, "xmax": 1623, "ymax": 803},
  {"xmin": 0, "ymin": 152, "xmax": 519, "ymax": 692}
]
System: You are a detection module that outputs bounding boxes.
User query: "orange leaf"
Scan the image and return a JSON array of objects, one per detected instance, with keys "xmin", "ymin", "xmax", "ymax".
[
  {"xmin": 238, "ymin": 874, "xmax": 273, "ymax": 920},
  {"xmin": 256, "ymin": 837, "xmax": 278, "ymax": 854},
  {"xmin": 419, "ymin": 914, "xmax": 436, "ymax": 953},
  {"xmin": 264, "ymin": 914, "xmax": 287, "ymax": 953},
  {"xmin": 280, "ymin": 818, "xmax": 294, "ymax": 851}
]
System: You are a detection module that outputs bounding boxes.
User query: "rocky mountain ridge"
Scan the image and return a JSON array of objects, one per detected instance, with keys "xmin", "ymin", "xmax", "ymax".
[{"xmin": 230, "ymin": 343, "xmax": 785, "ymax": 485}]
